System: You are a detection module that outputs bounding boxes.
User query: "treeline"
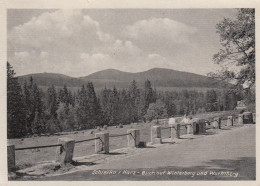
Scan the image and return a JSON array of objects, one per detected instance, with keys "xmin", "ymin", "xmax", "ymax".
[{"xmin": 8, "ymin": 62, "xmax": 241, "ymax": 138}]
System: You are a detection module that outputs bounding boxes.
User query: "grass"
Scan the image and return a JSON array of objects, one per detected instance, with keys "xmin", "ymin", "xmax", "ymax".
[
  {"xmin": 10, "ymin": 122, "xmax": 154, "ymax": 169},
  {"xmin": 9, "ymin": 110, "xmax": 238, "ymax": 170},
  {"xmin": 193, "ymin": 110, "xmax": 239, "ymax": 120}
]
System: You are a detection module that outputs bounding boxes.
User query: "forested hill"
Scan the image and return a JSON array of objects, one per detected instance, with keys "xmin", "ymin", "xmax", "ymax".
[
  {"xmin": 18, "ymin": 73, "xmax": 86, "ymax": 87},
  {"xmin": 18, "ymin": 68, "xmax": 224, "ymax": 88}
]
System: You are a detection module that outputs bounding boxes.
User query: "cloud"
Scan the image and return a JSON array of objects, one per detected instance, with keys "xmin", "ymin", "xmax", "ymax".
[
  {"xmin": 124, "ymin": 18, "xmax": 197, "ymax": 43},
  {"xmin": 106, "ymin": 40, "xmax": 143, "ymax": 61},
  {"xmin": 7, "ymin": 10, "xmax": 201, "ymax": 77},
  {"xmin": 14, "ymin": 51, "xmax": 30, "ymax": 59},
  {"xmin": 123, "ymin": 18, "xmax": 197, "ymax": 55},
  {"xmin": 8, "ymin": 10, "xmax": 112, "ymax": 51},
  {"xmin": 9, "ymin": 10, "xmax": 167, "ymax": 76},
  {"xmin": 80, "ymin": 52, "xmax": 111, "ymax": 62},
  {"xmin": 8, "ymin": 10, "xmax": 117, "ymax": 76},
  {"xmin": 8, "ymin": 10, "xmax": 113, "ymax": 63},
  {"xmin": 11, "ymin": 50, "xmax": 64, "ymax": 75},
  {"xmin": 76, "ymin": 48, "xmax": 171, "ymax": 76}
]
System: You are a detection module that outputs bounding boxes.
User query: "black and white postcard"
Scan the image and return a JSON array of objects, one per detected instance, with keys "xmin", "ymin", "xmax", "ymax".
[{"xmin": 0, "ymin": 0, "xmax": 259, "ymax": 185}]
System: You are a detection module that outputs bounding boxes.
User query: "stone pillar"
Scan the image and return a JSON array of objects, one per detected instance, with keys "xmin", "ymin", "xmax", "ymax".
[
  {"xmin": 182, "ymin": 125, "xmax": 187, "ymax": 135},
  {"xmin": 168, "ymin": 118, "xmax": 176, "ymax": 126},
  {"xmin": 213, "ymin": 118, "xmax": 217, "ymax": 128},
  {"xmin": 7, "ymin": 144, "xmax": 15, "ymax": 172},
  {"xmin": 151, "ymin": 126, "xmax": 162, "ymax": 144},
  {"xmin": 253, "ymin": 113, "xmax": 256, "ymax": 123},
  {"xmin": 243, "ymin": 112, "xmax": 253, "ymax": 124},
  {"xmin": 170, "ymin": 124, "xmax": 176, "ymax": 139},
  {"xmin": 201, "ymin": 122, "xmax": 206, "ymax": 133},
  {"xmin": 213, "ymin": 117, "xmax": 221, "ymax": 129},
  {"xmin": 191, "ymin": 118, "xmax": 200, "ymax": 134},
  {"xmin": 127, "ymin": 129, "xmax": 140, "ymax": 147},
  {"xmin": 227, "ymin": 116, "xmax": 233, "ymax": 127},
  {"xmin": 192, "ymin": 122, "xmax": 198, "ymax": 134},
  {"xmin": 170, "ymin": 124, "xmax": 180, "ymax": 139},
  {"xmin": 238, "ymin": 114, "xmax": 244, "ymax": 125},
  {"xmin": 176, "ymin": 124, "xmax": 181, "ymax": 138},
  {"xmin": 95, "ymin": 132, "xmax": 109, "ymax": 154},
  {"xmin": 56, "ymin": 137, "xmax": 75, "ymax": 165},
  {"xmin": 187, "ymin": 124, "xmax": 193, "ymax": 134},
  {"xmin": 198, "ymin": 122, "xmax": 203, "ymax": 133}
]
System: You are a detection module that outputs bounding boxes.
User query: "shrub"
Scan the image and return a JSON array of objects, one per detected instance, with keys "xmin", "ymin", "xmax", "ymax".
[{"xmin": 144, "ymin": 100, "xmax": 168, "ymax": 122}]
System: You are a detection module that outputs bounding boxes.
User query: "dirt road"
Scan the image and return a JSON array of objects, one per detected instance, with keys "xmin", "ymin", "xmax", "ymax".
[{"xmin": 41, "ymin": 125, "xmax": 256, "ymax": 180}]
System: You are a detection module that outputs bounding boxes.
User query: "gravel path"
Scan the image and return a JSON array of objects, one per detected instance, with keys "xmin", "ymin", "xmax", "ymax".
[{"xmin": 40, "ymin": 124, "xmax": 255, "ymax": 180}]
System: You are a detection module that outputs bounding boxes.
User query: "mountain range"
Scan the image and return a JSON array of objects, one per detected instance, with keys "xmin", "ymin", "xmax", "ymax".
[{"xmin": 17, "ymin": 68, "xmax": 224, "ymax": 89}]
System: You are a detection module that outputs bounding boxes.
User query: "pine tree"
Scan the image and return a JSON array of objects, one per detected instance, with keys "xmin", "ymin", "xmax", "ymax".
[
  {"xmin": 86, "ymin": 82, "xmax": 101, "ymax": 128},
  {"xmin": 58, "ymin": 85, "xmax": 73, "ymax": 106},
  {"xmin": 119, "ymin": 89, "xmax": 132, "ymax": 124},
  {"xmin": 128, "ymin": 80, "xmax": 139, "ymax": 122},
  {"xmin": 56, "ymin": 103, "xmax": 76, "ymax": 132},
  {"xmin": 205, "ymin": 89, "xmax": 218, "ymax": 112},
  {"xmin": 23, "ymin": 82, "xmax": 32, "ymax": 133},
  {"xmin": 22, "ymin": 76, "xmax": 45, "ymax": 135},
  {"xmin": 46, "ymin": 85, "xmax": 58, "ymax": 118},
  {"xmin": 163, "ymin": 94, "xmax": 177, "ymax": 117},
  {"xmin": 99, "ymin": 87, "xmax": 111, "ymax": 125},
  {"xmin": 7, "ymin": 62, "xmax": 27, "ymax": 138},
  {"xmin": 75, "ymin": 85, "xmax": 88, "ymax": 129},
  {"xmin": 143, "ymin": 79, "xmax": 155, "ymax": 115},
  {"xmin": 31, "ymin": 83, "xmax": 45, "ymax": 134},
  {"xmin": 109, "ymin": 87, "xmax": 120, "ymax": 125}
]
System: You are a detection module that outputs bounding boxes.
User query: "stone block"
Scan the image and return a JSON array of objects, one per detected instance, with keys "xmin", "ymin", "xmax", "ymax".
[
  {"xmin": 227, "ymin": 116, "xmax": 233, "ymax": 126},
  {"xmin": 238, "ymin": 114, "xmax": 243, "ymax": 125},
  {"xmin": 243, "ymin": 112, "xmax": 253, "ymax": 124},
  {"xmin": 56, "ymin": 137, "xmax": 75, "ymax": 165},
  {"xmin": 151, "ymin": 126, "xmax": 161, "ymax": 143},
  {"xmin": 192, "ymin": 122, "xmax": 198, "ymax": 134},
  {"xmin": 95, "ymin": 132, "xmax": 109, "ymax": 154},
  {"xmin": 168, "ymin": 118, "xmax": 176, "ymax": 126},
  {"xmin": 186, "ymin": 124, "xmax": 193, "ymax": 134},
  {"xmin": 198, "ymin": 122, "xmax": 203, "ymax": 133},
  {"xmin": 127, "ymin": 129, "xmax": 140, "ymax": 147},
  {"xmin": 181, "ymin": 125, "xmax": 187, "ymax": 135},
  {"xmin": 7, "ymin": 144, "xmax": 15, "ymax": 172},
  {"xmin": 201, "ymin": 122, "xmax": 206, "ymax": 133},
  {"xmin": 213, "ymin": 117, "xmax": 221, "ymax": 129},
  {"xmin": 170, "ymin": 124, "xmax": 176, "ymax": 139},
  {"xmin": 253, "ymin": 113, "xmax": 256, "ymax": 123},
  {"xmin": 175, "ymin": 124, "xmax": 181, "ymax": 138}
]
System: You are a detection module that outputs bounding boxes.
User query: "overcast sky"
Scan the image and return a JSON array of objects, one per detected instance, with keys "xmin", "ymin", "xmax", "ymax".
[{"xmin": 7, "ymin": 9, "xmax": 237, "ymax": 77}]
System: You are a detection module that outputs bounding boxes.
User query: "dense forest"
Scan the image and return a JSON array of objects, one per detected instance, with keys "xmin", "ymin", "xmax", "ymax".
[{"xmin": 7, "ymin": 62, "xmax": 252, "ymax": 139}]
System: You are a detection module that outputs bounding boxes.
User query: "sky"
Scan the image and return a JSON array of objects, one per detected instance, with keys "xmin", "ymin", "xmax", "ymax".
[{"xmin": 7, "ymin": 9, "xmax": 238, "ymax": 77}]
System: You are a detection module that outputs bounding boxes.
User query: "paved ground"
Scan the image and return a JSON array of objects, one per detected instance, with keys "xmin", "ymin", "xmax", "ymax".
[{"xmin": 40, "ymin": 124, "xmax": 255, "ymax": 180}]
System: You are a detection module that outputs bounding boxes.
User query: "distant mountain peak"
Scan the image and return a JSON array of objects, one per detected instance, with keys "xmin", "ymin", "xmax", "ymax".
[{"xmin": 17, "ymin": 68, "xmax": 225, "ymax": 89}]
